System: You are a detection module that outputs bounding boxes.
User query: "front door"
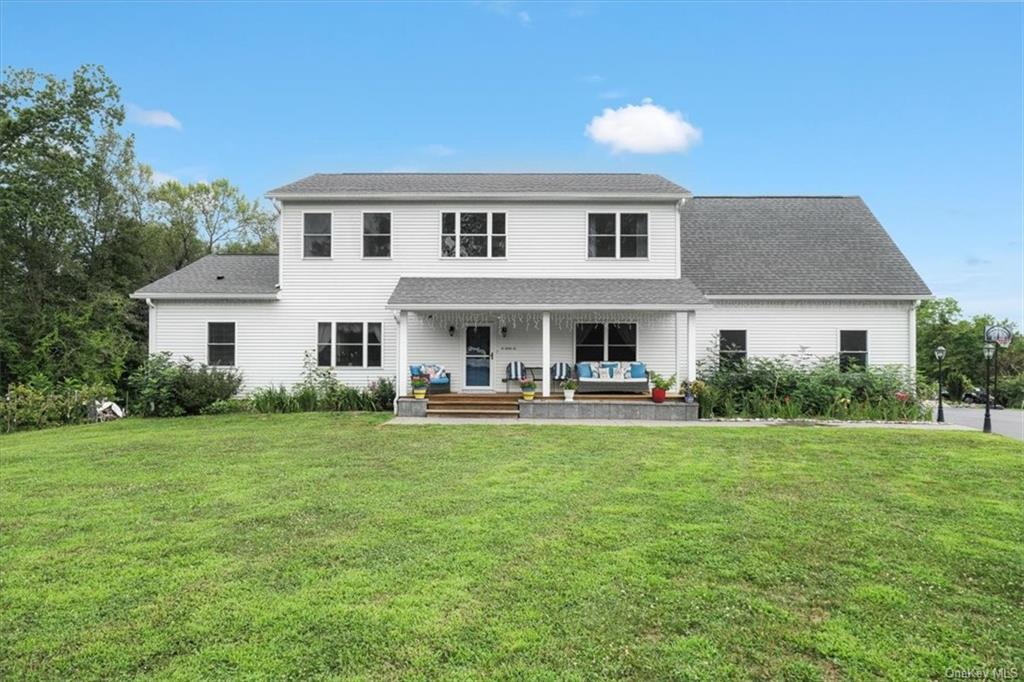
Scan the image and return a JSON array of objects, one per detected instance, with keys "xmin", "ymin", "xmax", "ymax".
[{"xmin": 464, "ymin": 325, "xmax": 492, "ymax": 388}]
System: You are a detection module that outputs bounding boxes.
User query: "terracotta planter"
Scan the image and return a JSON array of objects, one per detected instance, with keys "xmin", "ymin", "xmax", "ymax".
[{"xmin": 651, "ymin": 387, "xmax": 667, "ymax": 403}]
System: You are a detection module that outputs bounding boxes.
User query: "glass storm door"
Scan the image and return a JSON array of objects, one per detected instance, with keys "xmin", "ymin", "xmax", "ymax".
[{"xmin": 465, "ymin": 325, "xmax": 492, "ymax": 388}]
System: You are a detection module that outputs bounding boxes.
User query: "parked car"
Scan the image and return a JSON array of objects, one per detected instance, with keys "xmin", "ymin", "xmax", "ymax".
[{"xmin": 962, "ymin": 388, "xmax": 1002, "ymax": 408}]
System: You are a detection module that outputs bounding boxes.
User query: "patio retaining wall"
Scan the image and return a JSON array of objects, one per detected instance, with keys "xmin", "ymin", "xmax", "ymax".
[
  {"xmin": 396, "ymin": 398, "xmax": 428, "ymax": 417},
  {"xmin": 519, "ymin": 400, "xmax": 699, "ymax": 421}
]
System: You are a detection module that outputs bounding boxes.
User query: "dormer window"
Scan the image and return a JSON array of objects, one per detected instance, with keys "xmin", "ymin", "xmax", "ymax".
[
  {"xmin": 588, "ymin": 212, "xmax": 648, "ymax": 258},
  {"xmin": 303, "ymin": 212, "xmax": 332, "ymax": 258},
  {"xmin": 441, "ymin": 212, "xmax": 506, "ymax": 258}
]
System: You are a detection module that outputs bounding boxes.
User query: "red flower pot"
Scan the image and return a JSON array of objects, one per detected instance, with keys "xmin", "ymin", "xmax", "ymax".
[{"xmin": 651, "ymin": 387, "xmax": 667, "ymax": 403}]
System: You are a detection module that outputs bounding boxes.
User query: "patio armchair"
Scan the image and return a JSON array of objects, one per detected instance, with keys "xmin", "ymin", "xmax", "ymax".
[{"xmin": 504, "ymin": 361, "xmax": 534, "ymax": 393}]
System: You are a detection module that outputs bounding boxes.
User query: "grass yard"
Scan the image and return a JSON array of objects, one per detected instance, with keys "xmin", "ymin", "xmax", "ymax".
[{"xmin": 1, "ymin": 414, "xmax": 1022, "ymax": 680}]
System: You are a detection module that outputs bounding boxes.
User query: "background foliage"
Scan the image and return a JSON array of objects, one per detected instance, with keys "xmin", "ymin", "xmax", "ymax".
[
  {"xmin": 915, "ymin": 298, "xmax": 1023, "ymax": 407},
  {"xmin": 1, "ymin": 65, "xmax": 276, "ymax": 395}
]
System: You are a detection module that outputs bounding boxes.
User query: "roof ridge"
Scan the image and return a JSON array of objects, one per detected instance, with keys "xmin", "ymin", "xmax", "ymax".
[
  {"xmin": 694, "ymin": 195, "xmax": 859, "ymax": 199},
  {"xmin": 309, "ymin": 172, "xmax": 658, "ymax": 176}
]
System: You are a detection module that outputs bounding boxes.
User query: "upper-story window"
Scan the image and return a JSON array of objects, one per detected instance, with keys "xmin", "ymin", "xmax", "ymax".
[
  {"xmin": 362, "ymin": 212, "xmax": 391, "ymax": 258},
  {"xmin": 303, "ymin": 213, "xmax": 332, "ymax": 258},
  {"xmin": 441, "ymin": 212, "xmax": 506, "ymax": 258},
  {"xmin": 588, "ymin": 212, "xmax": 648, "ymax": 258}
]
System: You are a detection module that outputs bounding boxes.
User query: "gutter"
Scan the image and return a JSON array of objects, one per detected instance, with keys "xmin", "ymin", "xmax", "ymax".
[
  {"xmin": 129, "ymin": 292, "xmax": 280, "ymax": 301},
  {"xmin": 385, "ymin": 302, "xmax": 712, "ymax": 312},
  {"xmin": 705, "ymin": 294, "xmax": 932, "ymax": 301}
]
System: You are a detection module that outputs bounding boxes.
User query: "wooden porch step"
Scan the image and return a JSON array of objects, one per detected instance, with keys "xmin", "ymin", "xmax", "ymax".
[{"xmin": 426, "ymin": 407, "xmax": 519, "ymax": 418}]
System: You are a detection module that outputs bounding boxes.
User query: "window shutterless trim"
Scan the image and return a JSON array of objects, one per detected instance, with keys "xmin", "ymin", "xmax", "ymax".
[
  {"xmin": 585, "ymin": 211, "xmax": 650, "ymax": 260},
  {"xmin": 315, "ymin": 321, "xmax": 384, "ymax": 368},
  {"xmin": 438, "ymin": 210, "xmax": 508, "ymax": 259},
  {"xmin": 207, "ymin": 321, "xmax": 236, "ymax": 367},
  {"xmin": 838, "ymin": 329, "xmax": 869, "ymax": 370},
  {"xmin": 301, "ymin": 210, "xmax": 334, "ymax": 259},
  {"xmin": 573, "ymin": 321, "xmax": 639, "ymax": 363},
  {"xmin": 360, "ymin": 210, "xmax": 392, "ymax": 259}
]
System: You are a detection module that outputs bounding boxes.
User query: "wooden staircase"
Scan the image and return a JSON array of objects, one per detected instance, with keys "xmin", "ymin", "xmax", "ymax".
[{"xmin": 425, "ymin": 393, "xmax": 521, "ymax": 418}]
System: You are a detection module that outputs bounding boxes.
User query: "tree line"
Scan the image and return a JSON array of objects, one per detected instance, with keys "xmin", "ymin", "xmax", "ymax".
[{"xmin": 1, "ymin": 65, "xmax": 276, "ymax": 393}]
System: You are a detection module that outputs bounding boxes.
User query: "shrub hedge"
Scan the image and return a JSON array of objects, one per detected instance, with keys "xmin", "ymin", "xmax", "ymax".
[
  {"xmin": 126, "ymin": 353, "xmax": 243, "ymax": 417},
  {"xmin": 694, "ymin": 355, "xmax": 928, "ymax": 421},
  {"xmin": 1, "ymin": 380, "xmax": 116, "ymax": 433}
]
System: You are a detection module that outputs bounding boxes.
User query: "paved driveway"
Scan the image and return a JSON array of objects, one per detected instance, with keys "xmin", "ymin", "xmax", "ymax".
[{"xmin": 936, "ymin": 405, "xmax": 1024, "ymax": 441}]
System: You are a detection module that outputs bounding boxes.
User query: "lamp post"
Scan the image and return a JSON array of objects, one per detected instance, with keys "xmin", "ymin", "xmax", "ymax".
[
  {"xmin": 934, "ymin": 346, "xmax": 946, "ymax": 423},
  {"xmin": 983, "ymin": 343, "xmax": 995, "ymax": 434}
]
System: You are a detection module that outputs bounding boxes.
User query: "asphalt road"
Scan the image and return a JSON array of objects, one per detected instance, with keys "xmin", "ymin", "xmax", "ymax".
[{"xmin": 936, "ymin": 405, "xmax": 1024, "ymax": 441}]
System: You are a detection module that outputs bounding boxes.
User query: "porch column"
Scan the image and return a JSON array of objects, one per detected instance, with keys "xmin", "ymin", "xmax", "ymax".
[
  {"xmin": 542, "ymin": 311, "xmax": 551, "ymax": 397},
  {"xmin": 686, "ymin": 310, "xmax": 697, "ymax": 382},
  {"xmin": 398, "ymin": 310, "xmax": 409, "ymax": 398}
]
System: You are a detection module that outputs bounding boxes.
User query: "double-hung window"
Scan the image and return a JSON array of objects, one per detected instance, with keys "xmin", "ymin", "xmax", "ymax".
[
  {"xmin": 362, "ymin": 212, "xmax": 391, "ymax": 258},
  {"xmin": 587, "ymin": 212, "xmax": 648, "ymax": 258},
  {"xmin": 303, "ymin": 213, "xmax": 332, "ymax": 258},
  {"xmin": 574, "ymin": 323, "xmax": 637, "ymax": 362},
  {"xmin": 316, "ymin": 322, "xmax": 383, "ymax": 368},
  {"xmin": 839, "ymin": 330, "xmax": 868, "ymax": 371},
  {"xmin": 719, "ymin": 330, "xmax": 747, "ymax": 368},
  {"xmin": 207, "ymin": 322, "xmax": 235, "ymax": 366},
  {"xmin": 441, "ymin": 212, "xmax": 506, "ymax": 258}
]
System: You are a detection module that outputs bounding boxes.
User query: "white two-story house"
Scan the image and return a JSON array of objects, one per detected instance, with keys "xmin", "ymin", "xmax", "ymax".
[{"xmin": 131, "ymin": 173, "xmax": 931, "ymax": 399}]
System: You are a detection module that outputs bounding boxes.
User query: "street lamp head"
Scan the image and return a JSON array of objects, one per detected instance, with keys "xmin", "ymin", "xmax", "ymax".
[
  {"xmin": 934, "ymin": 346, "xmax": 946, "ymax": 361},
  {"xmin": 983, "ymin": 343, "xmax": 996, "ymax": 360}
]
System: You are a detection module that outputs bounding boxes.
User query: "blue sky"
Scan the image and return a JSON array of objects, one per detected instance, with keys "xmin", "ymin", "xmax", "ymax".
[{"xmin": 3, "ymin": 1, "xmax": 1022, "ymax": 324}]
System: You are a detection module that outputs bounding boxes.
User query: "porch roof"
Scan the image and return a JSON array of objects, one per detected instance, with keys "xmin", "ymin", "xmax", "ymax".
[{"xmin": 386, "ymin": 277, "xmax": 708, "ymax": 311}]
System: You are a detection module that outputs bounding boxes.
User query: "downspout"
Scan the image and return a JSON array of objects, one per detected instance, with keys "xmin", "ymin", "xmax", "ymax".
[{"xmin": 145, "ymin": 298, "xmax": 157, "ymax": 355}]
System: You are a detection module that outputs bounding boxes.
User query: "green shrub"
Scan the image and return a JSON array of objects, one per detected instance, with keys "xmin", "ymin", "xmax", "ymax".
[
  {"xmin": 126, "ymin": 353, "xmax": 243, "ymax": 417},
  {"xmin": 247, "ymin": 353, "xmax": 394, "ymax": 415},
  {"xmin": 696, "ymin": 355, "xmax": 928, "ymax": 421},
  {"xmin": 1, "ymin": 380, "xmax": 116, "ymax": 433},
  {"xmin": 997, "ymin": 373, "xmax": 1024, "ymax": 409}
]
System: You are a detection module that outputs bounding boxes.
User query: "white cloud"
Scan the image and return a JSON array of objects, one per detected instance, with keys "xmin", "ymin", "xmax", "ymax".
[
  {"xmin": 477, "ymin": 1, "xmax": 530, "ymax": 25},
  {"xmin": 421, "ymin": 144, "xmax": 456, "ymax": 157},
  {"xmin": 126, "ymin": 103, "xmax": 182, "ymax": 130},
  {"xmin": 599, "ymin": 89, "xmax": 625, "ymax": 100},
  {"xmin": 585, "ymin": 98, "xmax": 701, "ymax": 154}
]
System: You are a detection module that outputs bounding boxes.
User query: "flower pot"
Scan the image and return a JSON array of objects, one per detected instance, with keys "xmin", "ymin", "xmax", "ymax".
[
  {"xmin": 651, "ymin": 387, "xmax": 667, "ymax": 403},
  {"xmin": 522, "ymin": 390, "xmax": 535, "ymax": 401},
  {"xmin": 413, "ymin": 388, "xmax": 427, "ymax": 399},
  {"xmin": 563, "ymin": 389, "xmax": 575, "ymax": 402}
]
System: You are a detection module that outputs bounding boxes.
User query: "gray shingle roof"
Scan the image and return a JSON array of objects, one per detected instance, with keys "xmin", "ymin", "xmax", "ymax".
[
  {"xmin": 387, "ymin": 277, "xmax": 707, "ymax": 308},
  {"xmin": 268, "ymin": 173, "xmax": 689, "ymax": 197},
  {"xmin": 679, "ymin": 197, "xmax": 931, "ymax": 297},
  {"xmin": 132, "ymin": 255, "xmax": 278, "ymax": 298}
]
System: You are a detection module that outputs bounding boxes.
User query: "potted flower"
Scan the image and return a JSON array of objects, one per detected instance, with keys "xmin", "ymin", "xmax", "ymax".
[
  {"xmin": 649, "ymin": 372, "xmax": 676, "ymax": 404},
  {"xmin": 561, "ymin": 378, "xmax": 578, "ymax": 402},
  {"xmin": 411, "ymin": 375, "xmax": 429, "ymax": 400},
  {"xmin": 519, "ymin": 379, "xmax": 537, "ymax": 401}
]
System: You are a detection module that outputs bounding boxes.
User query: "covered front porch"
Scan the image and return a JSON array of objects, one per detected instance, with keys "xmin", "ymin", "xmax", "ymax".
[{"xmin": 386, "ymin": 276, "xmax": 708, "ymax": 418}]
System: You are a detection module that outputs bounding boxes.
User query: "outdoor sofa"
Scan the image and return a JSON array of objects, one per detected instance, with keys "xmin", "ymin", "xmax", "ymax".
[{"xmin": 574, "ymin": 361, "xmax": 651, "ymax": 394}]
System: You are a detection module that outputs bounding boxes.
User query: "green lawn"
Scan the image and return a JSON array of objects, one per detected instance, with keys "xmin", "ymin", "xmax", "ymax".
[{"xmin": 1, "ymin": 415, "xmax": 1021, "ymax": 680}]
